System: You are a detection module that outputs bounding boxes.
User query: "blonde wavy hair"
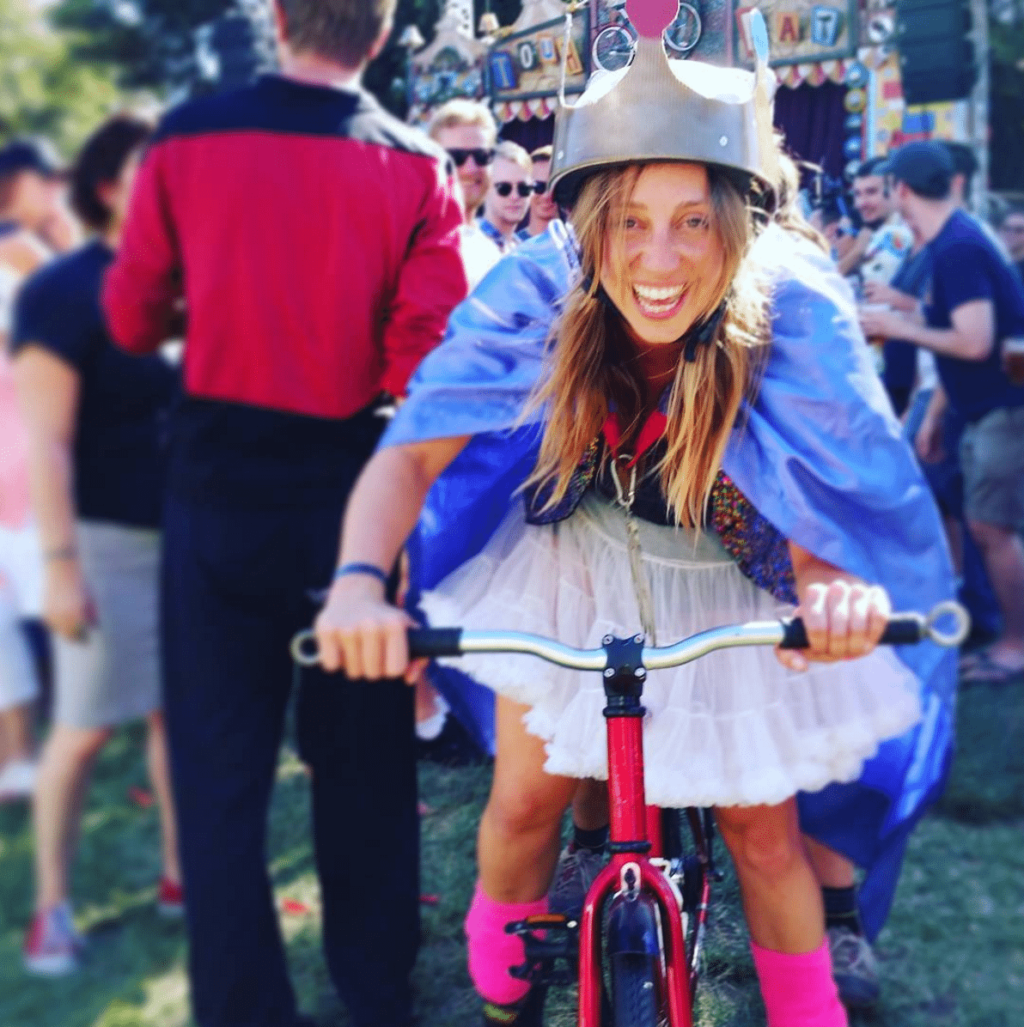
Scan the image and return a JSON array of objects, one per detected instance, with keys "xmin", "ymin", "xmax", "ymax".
[{"xmin": 526, "ymin": 162, "xmax": 772, "ymax": 527}]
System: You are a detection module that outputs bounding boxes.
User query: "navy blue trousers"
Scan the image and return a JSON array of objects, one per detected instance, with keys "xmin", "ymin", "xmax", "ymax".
[{"xmin": 161, "ymin": 493, "xmax": 419, "ymax": 1027}]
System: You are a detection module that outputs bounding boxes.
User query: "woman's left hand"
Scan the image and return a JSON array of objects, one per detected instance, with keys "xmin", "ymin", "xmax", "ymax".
[{"xmin": 778, "ymin": 545, "xmax": 891, "ymax": 672}]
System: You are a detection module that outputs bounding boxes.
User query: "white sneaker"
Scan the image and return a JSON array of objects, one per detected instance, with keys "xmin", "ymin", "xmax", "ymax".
[{"xmin": 0, "ymin": 758, "xmax": 37, "ymax": 802}]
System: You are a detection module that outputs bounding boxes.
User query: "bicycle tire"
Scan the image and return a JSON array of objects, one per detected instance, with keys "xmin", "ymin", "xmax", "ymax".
[{"xmin": 609, "ymin": 953, "xmax": 664, "ymax": 1027}]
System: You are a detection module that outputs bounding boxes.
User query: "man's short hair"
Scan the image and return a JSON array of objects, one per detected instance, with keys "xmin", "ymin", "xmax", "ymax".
[
  {"xmin": 277, "ymin": 0, "xmax": 395, "ymax": 67},
  {"xmin": 941, "ymin": 141, "xmax": 978, "ymax": 200},
  {"xmin": 854, "ymin": 157, "xmax": 887, "ymax": 180},
  {"xmin": 426, "ymin": 99, "xmax": 498, "ymax": 148},
  {"xmin": 70, "ymin": 114, "xmax": 152, "ymax": 232},
  {"xmin": 879, "ymin": 141, "xmax": 954, "ymax": 201},
  {"xmin": 530, "ymin": 145, "xmax": 553, "ymax": 164},
  {"xmin": 494, "ymin": 139, "xmax": 531, "ymax": 175}
]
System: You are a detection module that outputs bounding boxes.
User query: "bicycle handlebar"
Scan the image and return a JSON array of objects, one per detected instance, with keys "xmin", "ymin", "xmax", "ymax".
[{"xmin": 290, "ymin": 600, "xmax": 969, "ymax": 670}]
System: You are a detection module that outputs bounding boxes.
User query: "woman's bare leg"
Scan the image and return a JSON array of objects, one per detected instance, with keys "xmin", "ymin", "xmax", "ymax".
[
  {"xmin": 33, "ymin": 724, "xmax": 111, "ymax": 909},
  {"xmin": 145, "ymin": 711, "xmax": 181, "ymax": 884},
  {"xmin": 477, "ymin": 696, "xmax": 578, "ymax": 902},
  {"xmin": 716, "ymin": 799, "xmax": 823, "ymax": 952}
]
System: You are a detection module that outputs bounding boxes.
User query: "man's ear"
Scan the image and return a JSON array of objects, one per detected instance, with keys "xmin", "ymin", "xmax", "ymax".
[
  {"xmin": 366, "ymin": 20, "xmax": 393, "ymax": 63},
  {"xmin": 271, "ymin": 0, "xmax": 289, "ymax": 47}
]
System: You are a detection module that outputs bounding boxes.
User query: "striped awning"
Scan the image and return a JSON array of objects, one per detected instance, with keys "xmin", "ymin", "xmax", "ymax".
[
  {"xmin": 493, "ymin": 95, "xmax": 559, "ymax": 123},
  {"xmin": 776, "ymin": 58, "xmax": 850, "ymax": 89}
]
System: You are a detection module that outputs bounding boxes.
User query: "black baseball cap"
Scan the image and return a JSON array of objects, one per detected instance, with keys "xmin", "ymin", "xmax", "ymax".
[
  {"xmin": 0, "ymin": 138, "xmax": 64, "ymax": 181},
  {"xmin": 878, "ymin": 141, "xmax": 953, "ymax": 199}
]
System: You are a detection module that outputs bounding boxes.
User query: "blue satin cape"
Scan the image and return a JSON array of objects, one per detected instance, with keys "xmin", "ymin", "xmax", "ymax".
[{"xmin": 384, "ymin": 220, "xmax": 956, "ymax": 941}]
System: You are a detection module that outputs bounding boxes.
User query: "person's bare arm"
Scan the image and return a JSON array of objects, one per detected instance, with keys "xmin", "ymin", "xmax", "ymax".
[
  {"xmin": 314, "ymin": 434, "xmax": 469, "ymax": 679},
  {"xmin": 860, "ymin": 299, "xmax": 995, "ymax": 360},
  {"xmin": 837, "ymin": 227, "xmax": 871, "ymax": 277},
  {"xmin": 915, "ymin": 384, "xmax": 949, "ymax": 464},
  {"xmin": 861, "ymin": 280, "xmax": 920, "ymax": 313},
  {"xmin": 12, "ymin": 346, "xmax": 94, "ymax": 638},
  {"xmin": 0, "ymin": 232, "xmax": 50, "ymax": 277}
]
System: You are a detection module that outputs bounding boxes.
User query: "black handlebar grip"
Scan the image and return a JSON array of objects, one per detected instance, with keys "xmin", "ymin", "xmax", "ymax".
[
  {"xmin": 408, "ymin": 627, "xmax": 464, "ymax": 659},
  {"xmin": 780, "ymin": 614, "xmax": 926, "ymax": 650}
]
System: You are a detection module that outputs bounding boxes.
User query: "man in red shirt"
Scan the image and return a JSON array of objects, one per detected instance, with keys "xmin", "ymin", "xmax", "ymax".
[{"xmin": 103, "ymin": 1, "xmax": 467, "ymax": 1024}]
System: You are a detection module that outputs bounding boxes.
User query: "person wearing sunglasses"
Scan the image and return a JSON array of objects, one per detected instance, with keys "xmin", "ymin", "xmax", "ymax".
[
  {"xmin": 480, "ymin": 140, "xmax": 533, "ymax": 252},
  {"xmin": 428, "ymin": 100, "xmax": 503, "ymax": 291},
  {"xmin": 516, "ymin": 145, "xmax": 559, "ymax": 242}
]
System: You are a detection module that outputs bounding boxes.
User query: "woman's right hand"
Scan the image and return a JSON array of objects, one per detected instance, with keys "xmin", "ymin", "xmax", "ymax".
[
  {"xmin": 43, "ymin": 560, "xmax": 96, "ymax": 641},
  {"xmin": 313, "ymin": 578, "xmax": 425, "ymax": 683}
]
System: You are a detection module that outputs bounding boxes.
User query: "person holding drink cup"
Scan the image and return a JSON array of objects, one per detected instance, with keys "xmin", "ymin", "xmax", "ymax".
[{"xmin": 859, "ymin": 141, "xmax": 1024, "ymax": 685}]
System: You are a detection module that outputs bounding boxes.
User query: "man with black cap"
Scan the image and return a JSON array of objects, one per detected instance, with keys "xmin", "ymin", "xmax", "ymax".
[
  {"xmin": 861, "ymin": 141, "xmax": 1024, "ymax": 685},
  {"xmin": 0, "ymin": 140, "xmax": 77, "ymax": 256}
]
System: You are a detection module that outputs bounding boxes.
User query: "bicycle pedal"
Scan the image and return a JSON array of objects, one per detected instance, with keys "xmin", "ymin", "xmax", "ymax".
[{"xmin": 505, "ymin": 912, "xmax": 572, "ymax": 934}]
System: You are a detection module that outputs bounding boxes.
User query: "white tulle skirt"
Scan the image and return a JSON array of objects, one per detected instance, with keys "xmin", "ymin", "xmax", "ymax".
[{"xmin": 422, "ymin": 493, "xmax": 921, "ymax": 809}]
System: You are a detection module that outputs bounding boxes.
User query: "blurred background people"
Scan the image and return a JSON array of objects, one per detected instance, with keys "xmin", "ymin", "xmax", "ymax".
[
  {"xmin": 860, "ymin": 142, "xmax": 1024, "ymax": 684},
  {"xmin": 838, "ymin": 157, "xmax": 899, "ymax": 277},
  {"xmin": 998, "ymin": 206, "xmax": 1024, "ymax": 281},
  {"xmin": 0, "ymin": 139, "xmax": 79, "ymax": 256},
  {"xmin": 480, "ymin": 139, "xmax": 532, "ymax": 252},
  {"xmin": 428, "ymin": 99, "xmax": 501, "ymax": 290},
  {"xmin": 0, "ymin": 139, "xmax": 64, "ymax": 804},
  {"xmin": 0, "ymin": 347, "xmax": 43, "ymax": 803},
  {"xmin": 517, "ymin": 145, "xmax": 557, "ymax": 241},
  {"xmin": 101, "ymin": 0, "xmax": 466, "ymax": 1022},
  {"xmin": 11, "ymin": 114, "xmax": 182, "ymax": 977}
]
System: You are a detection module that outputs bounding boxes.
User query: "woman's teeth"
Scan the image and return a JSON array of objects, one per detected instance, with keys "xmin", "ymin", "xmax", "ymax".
[{"xmin": 633, "ymin": 284, "xmax": 684, "ymax": 314}]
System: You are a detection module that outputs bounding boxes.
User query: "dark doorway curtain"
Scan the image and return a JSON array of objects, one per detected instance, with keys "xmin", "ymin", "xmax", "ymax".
[
  {"xmin": 498, "ymin": 116, "xmax": 555, "ymax": 153},
  {"xmin": 773, "ymin": 81, "xmax": 849, "ymax": 182}
]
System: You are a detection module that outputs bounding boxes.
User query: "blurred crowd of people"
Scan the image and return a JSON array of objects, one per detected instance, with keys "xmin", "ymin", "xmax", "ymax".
[
  {"xmin": 809, "ymin": 143, "xmax": 1024, "ymax": 684},
  {"xmin": 0, "ymin": 0, "xmax": 1022, "ymax": 1025}
]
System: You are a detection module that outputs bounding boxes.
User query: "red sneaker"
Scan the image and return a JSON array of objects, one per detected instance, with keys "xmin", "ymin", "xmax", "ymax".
[
  {"xmin": 23, "ymin": 903, "xmax": 82, "ymax": 976},
  {"xmin": 157, "ymin": 877, "xmax": 185, "ymax": 918}
]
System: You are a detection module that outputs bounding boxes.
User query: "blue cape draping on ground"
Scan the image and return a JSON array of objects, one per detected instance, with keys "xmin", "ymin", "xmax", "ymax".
[{"xmin": 384, "ymin": 220, "xmax": 957, "ymax": 940}]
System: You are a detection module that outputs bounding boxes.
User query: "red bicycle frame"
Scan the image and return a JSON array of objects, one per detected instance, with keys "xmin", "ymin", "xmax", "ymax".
[{"xmin": 574, "ymin": 633, "xmax": 711, "ymax": 1027}]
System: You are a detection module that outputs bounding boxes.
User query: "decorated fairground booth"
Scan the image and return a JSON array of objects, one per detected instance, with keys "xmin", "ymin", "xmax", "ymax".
[{"xmin": 403, "ymin": 0, "xmax": 984, "ymax": 194}]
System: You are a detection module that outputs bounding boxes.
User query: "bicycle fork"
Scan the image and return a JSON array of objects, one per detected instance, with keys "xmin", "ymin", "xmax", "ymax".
[{"xmin": 577, "ymin": 633, "xmax": 694, "ymax": 1027}]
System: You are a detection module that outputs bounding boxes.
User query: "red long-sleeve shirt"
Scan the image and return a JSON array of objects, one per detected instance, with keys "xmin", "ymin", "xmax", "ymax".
[{"xmin": 103, "ymin": 75, "xmax": 467, "ymax": 505}]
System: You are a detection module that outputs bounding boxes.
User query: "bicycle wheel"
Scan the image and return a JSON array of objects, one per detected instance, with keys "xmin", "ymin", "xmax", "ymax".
[{"xmin": 609, "ymin": 952, "xmax": 664, "ymax": 1027}]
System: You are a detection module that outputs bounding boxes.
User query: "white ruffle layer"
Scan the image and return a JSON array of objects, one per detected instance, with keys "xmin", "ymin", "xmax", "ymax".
[{"xmin": 423, "ymin": 494, "xmax": 922, "ymax": 809}]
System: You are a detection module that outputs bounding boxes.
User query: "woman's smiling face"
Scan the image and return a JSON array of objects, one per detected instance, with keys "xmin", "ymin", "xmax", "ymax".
[{"xmin": 599, "ymin": 162, "xmax": 725, "ymax": 345}]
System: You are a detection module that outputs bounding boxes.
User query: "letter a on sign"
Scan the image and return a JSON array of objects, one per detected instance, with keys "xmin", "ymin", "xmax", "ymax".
[
  {"xmin": 811, "ymin": 6, "xmax": 842, "ymax": 46},
  {"xmin": 777, "ymin": 12, "xmax": 801, "ymax": 44}
]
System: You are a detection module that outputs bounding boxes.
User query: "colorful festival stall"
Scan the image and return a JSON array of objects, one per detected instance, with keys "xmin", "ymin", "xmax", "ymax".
[{"xmin": 404, "ymin": 0, "xmax": 981, "ymax": 185}]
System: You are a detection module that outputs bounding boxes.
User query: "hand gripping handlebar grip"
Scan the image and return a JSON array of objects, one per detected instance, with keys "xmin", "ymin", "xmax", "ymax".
[
  {"xmin": 407, "ymin": 627, "xmax": 465, "ymax": 659},
  {"xmin": 779, "ymin": 613, "xmax": 926, "ymax": 650}
]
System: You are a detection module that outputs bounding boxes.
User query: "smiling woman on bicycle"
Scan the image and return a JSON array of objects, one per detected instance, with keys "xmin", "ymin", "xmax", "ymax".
[{"xmin": 313, "ymin": 4, "xmax": 955, "ymax": 1025}]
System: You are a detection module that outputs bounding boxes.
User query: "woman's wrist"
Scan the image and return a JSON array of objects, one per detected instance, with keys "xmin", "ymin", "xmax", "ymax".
[
  {"xmin": 333, "ymin": 562, "xmax": 390, "ymax": 586},
  {"xmin": 44, "ymin": 544, "xmax": 78, "ymax": 563}
]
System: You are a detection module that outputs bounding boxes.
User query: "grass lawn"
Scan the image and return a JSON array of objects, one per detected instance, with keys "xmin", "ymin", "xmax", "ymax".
[{"xmin": 1, "ymin": 675, "xmax": 1021, "ymax": 1027}]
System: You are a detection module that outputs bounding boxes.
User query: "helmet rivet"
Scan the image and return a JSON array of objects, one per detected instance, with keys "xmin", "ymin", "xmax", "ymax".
[{"xmin": 719, "ymin": 135, "xmax": 728, "ymax": 146}]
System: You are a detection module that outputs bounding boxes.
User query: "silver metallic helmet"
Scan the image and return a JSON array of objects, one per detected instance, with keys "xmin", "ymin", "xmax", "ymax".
[{"xmin": 550, "ymin": 0, "xmax": 778, "ymax": 208}]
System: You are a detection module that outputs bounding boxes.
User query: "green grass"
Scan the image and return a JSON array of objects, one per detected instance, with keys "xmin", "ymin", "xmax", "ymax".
[{"xmin": 2, "ymin": 675, "xmax": 1022, "ymax": 1027}]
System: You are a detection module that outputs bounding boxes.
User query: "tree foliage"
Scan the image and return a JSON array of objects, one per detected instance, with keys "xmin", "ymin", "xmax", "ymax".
[
  {"xmin": 988, "ymin": 7, "xmax": 1024, "ymax": 193},
  {"xmin": 0, "ymin": 0, "xmax": 121, "ymax": 155}
]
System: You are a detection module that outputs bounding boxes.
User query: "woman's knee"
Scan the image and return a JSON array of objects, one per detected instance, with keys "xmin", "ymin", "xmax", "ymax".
[
  {"xmin": 484, "ymin": 778, "xmax": 569, "ymax": 840},
  {"xmin": 48, "ymin": 723, "xmax": 113, "ymax": 763},
  {"xmin": 716, "ymin": 804, "xmax": 805, "ymax": 880}
]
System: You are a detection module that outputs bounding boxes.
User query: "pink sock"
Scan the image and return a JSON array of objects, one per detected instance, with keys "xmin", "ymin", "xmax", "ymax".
[
  {"xmin": 751, "ymin": 939, "xmax": 848, "ymax": 1027},
  {"xmin": 465, "ymin": 881, "xmax": 548, "ymax": 1005}
]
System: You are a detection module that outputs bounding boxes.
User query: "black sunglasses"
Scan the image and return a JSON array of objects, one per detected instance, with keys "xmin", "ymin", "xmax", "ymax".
[
  {"xmin": 447, "ymin": 148, "xmax": 495, "ymax": 168},
  {"xmin": 495, "ymin": 181, "xmax": 533, "ymax": 198},
  {"xmin": 532, "ymin": 180, "xmax": 548, "ymax": 194}
]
